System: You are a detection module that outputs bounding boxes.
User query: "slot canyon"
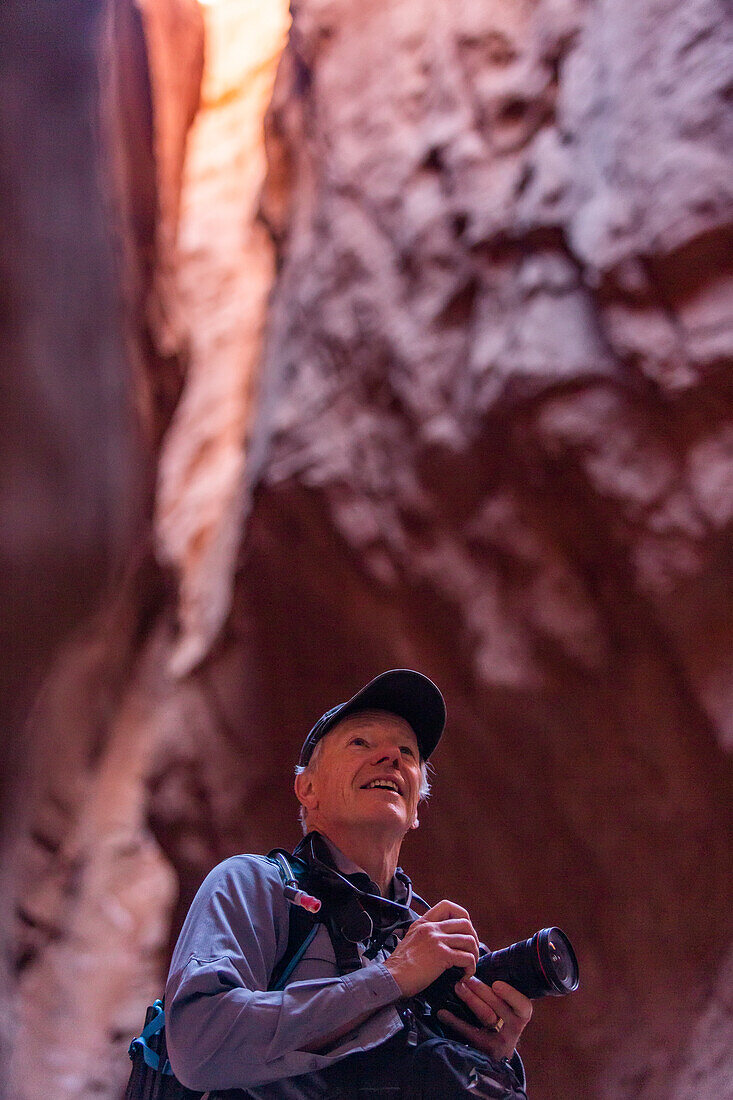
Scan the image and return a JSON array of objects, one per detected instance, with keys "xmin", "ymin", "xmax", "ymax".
[{"xmin": 1, "ymin": 0, "xmax": 731, "ymax": 1097}]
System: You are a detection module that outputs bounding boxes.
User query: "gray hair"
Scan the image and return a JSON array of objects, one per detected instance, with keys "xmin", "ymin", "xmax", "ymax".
[{"xmin": 294, "ymin": 739, "xmax": 433, "ymax": 834}]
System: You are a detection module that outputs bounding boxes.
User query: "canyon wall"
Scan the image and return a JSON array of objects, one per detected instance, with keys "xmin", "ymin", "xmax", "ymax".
[
  {"xmin": 5, "ymin": 0, "xmax": 205, "ymax": 1094},
  {"xmin": 0, "ymin": 0, "xmax": 159, "ymax": 1087},
  {"xmin": 5, "ymin": 1, "xmax": 732, "ymax": 1098},
  {"xmin": 241, "ymin": 1, "xmax": 733, "ymax": 1094}
]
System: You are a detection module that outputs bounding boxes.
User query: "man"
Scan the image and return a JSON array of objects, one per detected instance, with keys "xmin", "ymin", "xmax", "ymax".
[{"xmin": 165, "ymin": 670, "xmax": 532, "ymax": 1097}]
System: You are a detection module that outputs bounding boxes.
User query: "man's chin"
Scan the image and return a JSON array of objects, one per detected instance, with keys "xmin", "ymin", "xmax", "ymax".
[{"xmin": 354, "ymin": 808, "xmax": 409, "ymax": 833}]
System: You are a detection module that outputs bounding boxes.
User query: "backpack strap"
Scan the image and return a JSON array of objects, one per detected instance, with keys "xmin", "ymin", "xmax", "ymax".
[
  {"xmin": 127, "ymin": 852, "xmax": 323, "ymax": 1095},
  {"xmin": 266, "ymin": 850, "xmax": 323, "ymax": 990},
  {"xmin": 265, "ymin": 848, "xmax": 363, "ymax": 983},
  {"xmin": 127, "ymin": 844, "xmax": 409, "ymax": 1099},
  {"xmin": 266, "ymin": 849, "xmax": 321, "ymax": 912},
  {"xmin": 127, "ymin": 999, "xmax": 173, "ymax": 1075},
  {"xmin": 268, "ymin": 900, "xmax": 320, "ymax": 990},
  {"xmin": 326, "ymin": 913, "xmax": 363, "ymax": 976}
]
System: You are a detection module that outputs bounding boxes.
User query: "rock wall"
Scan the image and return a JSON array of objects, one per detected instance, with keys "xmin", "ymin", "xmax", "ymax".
[
  {"xmin": 8, "ymin": 1, "xmax": 292, "ymax": 1097},
  {"xmin": 0, "ymin": 0, "xmax": 157, "ymax": 1087},
  {"xmin": 6, "ymin": 0, "xmax": 205, "ymax": 1095},
  {"xmin": 156, "ymin": 0, "xmax": 291, "ymax": 676},
  {"xmin": 235, "ymin": 0, "xmax": 732, "ymax": 1095},
  {"xmin": 7, "ymin": 1, "xmax": 732, "ymax": 1098}
]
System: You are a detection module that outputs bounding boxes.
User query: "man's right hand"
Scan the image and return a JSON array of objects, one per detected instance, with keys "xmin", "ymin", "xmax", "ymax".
[{"xmin": 382, "ymin": 900, "xmax": 480, "ymax": 998}]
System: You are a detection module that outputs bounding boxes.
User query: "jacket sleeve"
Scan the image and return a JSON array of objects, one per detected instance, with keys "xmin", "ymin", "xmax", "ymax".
[{"xmin": 164, "ymin": 855, "xmax": 402, "ymax": 1092}]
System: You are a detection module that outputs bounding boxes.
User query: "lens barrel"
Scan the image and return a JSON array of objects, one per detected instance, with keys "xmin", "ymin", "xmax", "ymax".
[{"xmin": 422, "ymin": 926, "xmax": 579, "ymax": 1028}]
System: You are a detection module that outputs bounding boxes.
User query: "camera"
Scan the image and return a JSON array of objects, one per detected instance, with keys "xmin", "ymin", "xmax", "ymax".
[{"xmin": 422, "ymin": 927, "xmax": 579, "ymax": 1027}]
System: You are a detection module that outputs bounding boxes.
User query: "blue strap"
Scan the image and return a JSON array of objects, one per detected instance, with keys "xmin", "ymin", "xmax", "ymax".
[
  {"xmin": 130, "ymin": 854, "xmax": 320, "ymax": 1077},
  {"xmin": 270, "ymin": 923, "xmax": 319, "ymax": 990},
  {"xmin": 128, "ymin": 999, "xmax": 173, "ymax": 1074}
]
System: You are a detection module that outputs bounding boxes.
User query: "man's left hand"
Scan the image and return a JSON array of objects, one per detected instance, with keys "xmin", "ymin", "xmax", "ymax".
[{"xmin": 437, "ymin": 976, "xmax": 532, "ymax": 1061}]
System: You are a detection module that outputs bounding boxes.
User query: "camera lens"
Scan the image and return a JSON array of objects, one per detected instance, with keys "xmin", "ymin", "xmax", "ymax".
[
  {"xmin": 420, "ymin": 926, "xmax": 579, "ymax": 1029},
  {"xmin": 536, "ymin": 928, "xmax": 578, "ymax": 994},
  {"xmin": 547, "ymin": 932, "xmax": 572, "ymax": 985}
]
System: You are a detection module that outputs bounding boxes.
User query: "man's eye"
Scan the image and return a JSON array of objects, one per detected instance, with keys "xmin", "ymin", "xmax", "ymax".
[
  {"xmin": 350, "ymin": 737, "xmax": 369, "ymax": 747},
  {"xmin": 400, "ymin": 746, "xmax": 415, "ymax": 757}
]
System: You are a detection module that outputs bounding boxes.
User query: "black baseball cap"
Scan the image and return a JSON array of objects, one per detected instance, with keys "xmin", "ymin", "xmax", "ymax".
[{"xmin": 298, "ymin": 669, "xmax": 446, "ymax": 767}]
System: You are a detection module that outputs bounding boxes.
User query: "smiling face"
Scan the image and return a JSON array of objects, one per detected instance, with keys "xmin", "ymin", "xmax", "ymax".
[{"xmin": 294, "ymin": 710, "xmax": 423, "ymax": 842}]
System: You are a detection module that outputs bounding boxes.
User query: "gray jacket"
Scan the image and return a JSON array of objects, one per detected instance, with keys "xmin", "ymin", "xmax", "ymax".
[{"xmin": 165, "ymin": 843, "xmax": 525, "ymax": 1096}]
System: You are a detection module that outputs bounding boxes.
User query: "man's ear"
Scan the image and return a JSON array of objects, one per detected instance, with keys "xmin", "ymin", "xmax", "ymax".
[
  {"xmin": 410, "ymin": 816, "xmax": 419, "ymax": 830},
  {"xmin": 294, "ymin": 771, "xmax": 318, "ymax": 813}
]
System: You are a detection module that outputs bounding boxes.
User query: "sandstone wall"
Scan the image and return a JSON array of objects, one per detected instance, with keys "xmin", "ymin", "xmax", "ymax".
[
  {"xmin": 6, "ymin": 1, "xmax": 732, "ymax": 1099},
  {"xmin": 6, "ymin": 0, "xmax": 204, "ymax": 1095},
  {"xmin": 234, "ymin": 0, "xmax": 732, "ymax": 1095},
  {"xmin": 0, "ymin": 0, "xmax": 155, "ymax": 1087}
]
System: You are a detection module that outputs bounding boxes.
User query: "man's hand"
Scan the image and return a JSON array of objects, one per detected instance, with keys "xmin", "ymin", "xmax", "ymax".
[
  {"xmin": 383, "ymin": 900, "xmax": 480, "ymax": 998},
  {"xmin": 437, "ymin": 975, "xmax": 533, "ymax": 1061}
]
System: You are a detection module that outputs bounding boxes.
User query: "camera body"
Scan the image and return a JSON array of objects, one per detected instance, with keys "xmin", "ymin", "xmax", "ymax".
[{"xmin": 421, "ymin": 927, "xmax": 579, "ymax": 1028}]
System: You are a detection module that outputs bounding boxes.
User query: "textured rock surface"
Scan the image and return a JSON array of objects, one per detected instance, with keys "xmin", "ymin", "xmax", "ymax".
[
  {"xmin": 7, "ymin": 1, "xmax": 733, "ymax": 1099},
  {"xmin": 102, "ymin": 0, "xmax": 204, "ymax": 441},
  {"xmin": 0, "ymin": 0, "xmax": 144, "ymax": 844},
  {"xmin": 9, "ymin": 1, "xmax": 292, "ymax": 1097},
  {"xmin": 0, "ymin": 0, "xmax": 151, "ymax": 1087},
  {"xmin": 7, "ymin": 0, "xmax": 204, "ymax": 1096},
  {"xmin": 237, "ymin": 0, "xmax": 733, "ymax": 1096},
  {"xmin": 156, "ymin": 0, "xmax": 290, "ymax": 676}
]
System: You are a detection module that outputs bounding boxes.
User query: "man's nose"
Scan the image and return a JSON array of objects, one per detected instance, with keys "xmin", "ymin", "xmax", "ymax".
[{"xmin": 372, "ymin": 745, "xmax": 401, "ymax": 766}]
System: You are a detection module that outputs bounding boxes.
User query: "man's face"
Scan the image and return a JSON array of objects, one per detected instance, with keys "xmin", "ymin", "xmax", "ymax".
[{"xmin": 295, "ymin": 710, "xmax": 422, "ymax": 838}]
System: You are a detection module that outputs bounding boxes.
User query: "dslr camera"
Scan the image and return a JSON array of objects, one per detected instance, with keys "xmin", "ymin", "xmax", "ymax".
[{"xmin": 422, "ymin": 926, "xmax": 579, "ymax": 1027}]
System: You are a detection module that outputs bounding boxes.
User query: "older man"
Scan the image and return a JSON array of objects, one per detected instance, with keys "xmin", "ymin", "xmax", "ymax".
[{"xmin": 165, "ymin": 670, "xmax": 532, "ymax": 1098}]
